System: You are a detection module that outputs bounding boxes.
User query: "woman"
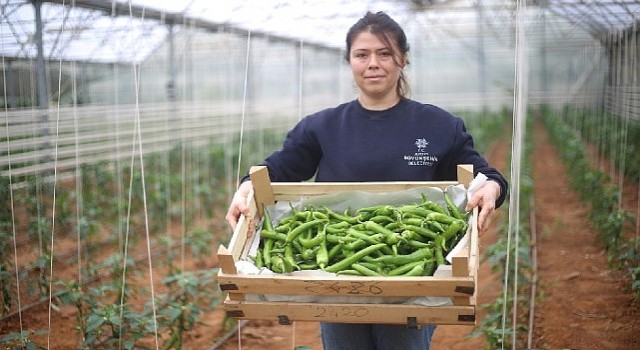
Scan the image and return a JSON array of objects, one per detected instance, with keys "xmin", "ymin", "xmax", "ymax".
[{"xmin": 226, "ymin": 11, "xmax": 507, "ymax": 350}]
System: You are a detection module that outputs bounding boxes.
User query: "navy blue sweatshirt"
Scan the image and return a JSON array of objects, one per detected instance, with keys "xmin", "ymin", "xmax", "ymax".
[{"xmin": 255, "ymin": 98, "xmax": 508, "ymax": 208}]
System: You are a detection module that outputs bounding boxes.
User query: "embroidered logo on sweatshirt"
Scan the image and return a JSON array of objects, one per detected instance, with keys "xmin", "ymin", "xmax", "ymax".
[{"xmin": 404, "ymin": 138, "xmax": 438, "ymax": 166}]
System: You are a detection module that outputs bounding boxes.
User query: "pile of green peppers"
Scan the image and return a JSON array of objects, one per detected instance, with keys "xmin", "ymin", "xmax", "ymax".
[{"xmin": 251, "ymin": 192, "xmax": 469, "ymax": 276}]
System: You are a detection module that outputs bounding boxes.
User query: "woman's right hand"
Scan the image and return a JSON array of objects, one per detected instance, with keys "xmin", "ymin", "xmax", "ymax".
[{"xmin": 225, "ymin": 181, "xmax": 254, "ymax": 230}]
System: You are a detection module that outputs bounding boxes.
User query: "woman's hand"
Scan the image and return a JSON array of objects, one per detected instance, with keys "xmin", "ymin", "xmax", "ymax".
[
  {"xmin": 465, "ymin": 180, "xmax": 501, "ymax": 234},
  {"xmin": 225, "ymin": 181, "xmax": 254, "ymax": 230}
]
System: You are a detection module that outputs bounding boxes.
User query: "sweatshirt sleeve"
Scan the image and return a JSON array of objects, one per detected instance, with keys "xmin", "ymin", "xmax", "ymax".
[
  {"xmin": 243, "ymin": 116, "xmax": 322, "ymax": 183},
  {"xmin": 437, "ymin": 118, "xmax": 509, "ymax": 208}
]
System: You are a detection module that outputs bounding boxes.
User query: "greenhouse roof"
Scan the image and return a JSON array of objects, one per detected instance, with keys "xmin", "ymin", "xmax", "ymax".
[{"xmin": 0, "ymin": 0, "xmax": 638, "ymax": 64}]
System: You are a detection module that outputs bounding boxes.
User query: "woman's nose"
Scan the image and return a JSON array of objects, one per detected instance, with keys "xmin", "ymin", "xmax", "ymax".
[{"xmin": 367, "ymin": 54, "xmax": 380, "ymax": 68}]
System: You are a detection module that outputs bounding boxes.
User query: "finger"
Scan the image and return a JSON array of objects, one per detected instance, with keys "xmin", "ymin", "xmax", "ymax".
[
  {"xmin": 477, "ymin": 206, "xmax": 494, "ymax": 233},
  {"xmin": 225, "ymin": 209, "xmax": 240, "ymax": 229},
  {"xmin": 465, "ymin": 192, "xmax": 482, "ymax": 212}
]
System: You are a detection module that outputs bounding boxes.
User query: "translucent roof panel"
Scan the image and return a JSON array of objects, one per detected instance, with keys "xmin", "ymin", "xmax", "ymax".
[
  {"xmin": 541, "ymin": 0, "xmax": 640, "ymax": 38},
  {"xmin": 0, "ymin": 0, "xmax": 638, "ymax": 64},
  {"xmin": 0, "ymin": 0, "xmax": 169, "ymax": 63}
]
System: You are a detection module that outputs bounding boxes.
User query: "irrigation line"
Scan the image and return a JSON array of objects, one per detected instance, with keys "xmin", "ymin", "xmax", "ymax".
[{"xmin": 526, "ymin": 196, "xmax": 538, "ymax": 349}]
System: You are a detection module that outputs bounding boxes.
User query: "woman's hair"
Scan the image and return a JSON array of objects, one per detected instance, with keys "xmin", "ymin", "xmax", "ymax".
[{"xmin": 345, "ymin": 11, "xmax": 411, "ymax": 98}]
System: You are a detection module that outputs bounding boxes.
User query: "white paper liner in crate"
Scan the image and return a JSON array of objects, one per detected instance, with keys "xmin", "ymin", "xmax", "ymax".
[{"xmin": 237, "ymin": 179, "xmax": 481, "ymax": 306}]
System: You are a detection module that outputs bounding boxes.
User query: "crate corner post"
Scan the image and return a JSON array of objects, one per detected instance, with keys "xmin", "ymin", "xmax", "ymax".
[
  {"xmin": 456, "ymin": 164, "xmax": 474, "ymax": 187},
  {"xmin": 249, "ymin": 165, "xmax": 275, "ymax": 217}
]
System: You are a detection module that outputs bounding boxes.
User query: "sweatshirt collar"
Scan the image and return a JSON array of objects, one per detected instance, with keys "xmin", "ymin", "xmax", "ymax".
[{"xmin": 352, "ymin": 98, "xmax": 408, "ymax": 120}]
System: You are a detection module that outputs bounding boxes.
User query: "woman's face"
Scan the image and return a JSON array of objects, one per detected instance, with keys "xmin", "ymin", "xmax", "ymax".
[{"xmin": 349, "ymin": 31, "xmax": 404, "ymax": 103}]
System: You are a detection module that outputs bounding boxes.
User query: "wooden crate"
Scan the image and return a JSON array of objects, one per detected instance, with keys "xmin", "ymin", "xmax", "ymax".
[{"xmin": 216, "ymin": 164, "xmax": 479, "ymax": 327}]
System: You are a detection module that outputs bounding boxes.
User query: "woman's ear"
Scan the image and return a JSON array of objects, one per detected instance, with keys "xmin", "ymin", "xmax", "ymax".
[{"xmin": 400, "ymin": 54, "xmax": 408, "ymax": 68}]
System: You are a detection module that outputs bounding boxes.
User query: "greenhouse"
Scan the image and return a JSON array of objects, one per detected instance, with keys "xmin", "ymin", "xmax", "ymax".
[{"xmin": 0, "ymin": 0, "xmax": 639, "ymax": 349}]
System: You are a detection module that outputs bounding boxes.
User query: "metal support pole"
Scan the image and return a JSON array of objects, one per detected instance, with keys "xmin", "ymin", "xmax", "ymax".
[
  {"xmin": 33, "ymin": 0, "xmax": 48, "ymax": 109},
  {"xmin": 166, "ymin": 22, "xmax": 176, "ymax": 103},
  {"xmin": 33, "ymin": 0, "xmax": 51, "ymax": 165},
  {"xmin": 475, "ymin": 1, "xmax": 488, "ymax": 114}
]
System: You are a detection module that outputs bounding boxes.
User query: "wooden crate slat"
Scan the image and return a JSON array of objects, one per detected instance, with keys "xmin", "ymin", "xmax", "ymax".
[
  {"xmin": 224, "ymin": 298, "xmax": 476, "ymax": 326},
  {"xmin": 217, "ymin": 273, "xmax": 475, "ymax": 297}
]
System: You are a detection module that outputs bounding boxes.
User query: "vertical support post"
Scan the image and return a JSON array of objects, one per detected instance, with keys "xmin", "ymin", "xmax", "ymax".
[
  {"xmin": 33, "ymin": 0, "xmax": 51, "ymax": 165},
  {"xmin": 475, "ymin": 1, "xmax": 487, "ymax": 114},
  {"xmin": 33, "ymin": 0, "xmax": 48, "ymax": 110},
  {"xmin": 166, "ymin": 22, "xmax": 177, "ymax": 104},
  {"xmin": 5, "ymin": 60, "xmax": 16, "ymax": 108}
]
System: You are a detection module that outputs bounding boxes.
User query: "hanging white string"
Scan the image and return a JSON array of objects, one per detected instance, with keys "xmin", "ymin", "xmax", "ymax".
[
  {"xmin": 235, "ymin": 31, "xmax": 251, "ymax": 188},
  {"xmin": 46, "ymin": 0, "xmax": 68, "ymax": 345},
  {"xmin": 124, "ymin": 2, "xmax": 160, "ymax": 349},
  {"xmin": 2, "ymin": 18, "xmax": 24, "ymax": 338},
  {"xmin": 232, "ymin": 29, "xmax": 254, "ymax": 349},
  {"xmin": 119, "ymin": 97, "xmax": 138, "ymax": 350},
  {"xmin": 179, "ymin": 20, "xmax": 187, "ymax": 272},
  {"xmin": 71, "ymin": 57, "xmax": 85, "ymax": 345},
  {"xmin": 503, "ymin": 0, "xmax": 528, "ymax": 349}
]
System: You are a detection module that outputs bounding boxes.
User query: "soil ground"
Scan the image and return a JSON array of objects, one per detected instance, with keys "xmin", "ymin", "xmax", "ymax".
[{"xmin": 2, "ymin": 121, "xmax": 639, "ymax": 349}]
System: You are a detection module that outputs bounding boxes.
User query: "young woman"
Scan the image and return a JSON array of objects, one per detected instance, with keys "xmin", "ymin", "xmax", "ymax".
[{"xmin": 226, "ymin": 11, "xmax": 508, "ymax": 350}]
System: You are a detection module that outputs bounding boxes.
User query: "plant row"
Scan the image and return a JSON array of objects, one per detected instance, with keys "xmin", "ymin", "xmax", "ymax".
[{"xmin": 543, "ymin": 107, "xmax": 639, "ymax": 298}]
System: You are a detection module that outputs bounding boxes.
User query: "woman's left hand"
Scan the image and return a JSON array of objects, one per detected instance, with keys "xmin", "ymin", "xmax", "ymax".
[{"xmin": 465, "ymin": 180, "xmax": 501, "ymax": 234}]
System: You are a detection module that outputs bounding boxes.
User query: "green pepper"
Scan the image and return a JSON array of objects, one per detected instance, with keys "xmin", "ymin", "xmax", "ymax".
[
  {"xmin": 404, "ymin": 239, "xmax": 432, "ymax": 249},
  {"xmin": 403, "ymin": 262, "xmax": 425, "ymax": 276},
  {"xmin": 434, "ymin": 236, "xmax": 446, "ymax": 266},
  {"xmin": 301, "ymin": 245, "xmax": 320, "ymax": 261},
  {"xmin": 426, "ymin": 212, "xmax": 457, "ymax": 225},
  {"xmin": 316, "ymin": 239, "xmax": 329, "ymax": 269},
  {"xmin": 260, "ymin": 229, "xmax": 287, "ymax": 241},
  {"xmin": 421, "ymin": 202, "xmax": 448, "ymax": 215},
  {"xmin": 444, "ymin": 191, "xmax": 465, "ymax": 220},
  {"xmin": 336, "ymin": 269, "xmax": 363, "ymax": 276},
  {"xmin": 270, "ymin": 255, "xmax": 287, "ymax": 273},
  {"xmin": 251, "ymin": 250, "xmax": 265, "ymax": 269},
  {"xmin": 368, "ymin": 215, "xmax": 396, "ymax": 225},
  {"xmin": 371, "ymin": 246, "xmax": 433, "ymax": 266},
  {"xmin": 284, "ymin": 244, "xmax": 300, "ymax": 271},
  {"xmin": 443, "ymin": 219, "xmax": 467, "ymax": 241},
  {"xmin": 351, "ymin": 263, "xmax": 382, "ymax": 276},
  {"xmin": 298, "ymin": 224, "xmax": 327, "ymax": 248},
  {"xmin": 262, "ymin": 238, "xmax": 275, "ymax": 269},
  {"xmin": 285, "ymin": 218, "xmax": 326, "ymax": 243},
  {"xmin": 326, "ymin": 233, "xmax": 358, "ymax": 245},
  {"xmin": 326, "ymin": 221, "xmax": 350, "ymax": 234},
  {"xmin": 401, "ymin": 224, "xmax": 437, "ymax": 240},
  {"xmin": 327, "ymin": 242, "xmax": 344, "ymax": 261},
  {"xmin": 322, "ymin": 206, "xmax": 359, "ymax": 224},
  {"xmin": 362, "ymin": 221, "xmax": 402, "ymax": 246},
  {"xmin": 324, "ymin": 243, "xmax": 387, "ymax": 273},
  {"xmin": 397, "ymin": 205, "xmax": 432, "ymax": 218},
  {"xmin": 387, "ymin": 260, "xmax": 425, "ymax": 276},
  {"xmin": 262, "ymin": 205, "xmax": 275, "ymax": 231},
  {"xmin": 299, "ymin": 262, "xmax": 319, "ymax": 270}
]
